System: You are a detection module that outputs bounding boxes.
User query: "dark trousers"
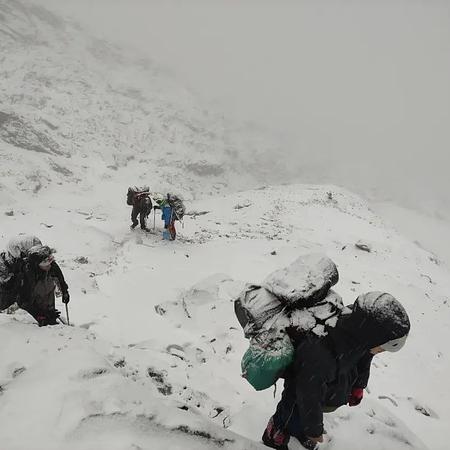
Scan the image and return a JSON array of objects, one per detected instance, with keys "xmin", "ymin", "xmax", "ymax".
[
  {"xmin": 272, "ymin": 374, "xmax": 338, "ymax": 438},
  {"xmin": 131, "ymin": 205, "xmax": 148, "ymax": 230},
  {"xmin": 272, "ymin": 374, "xmax": 304, "ymax": 438},
  {"xmin": 19, "ymin": 277, "xmax": 59, "ymax": 326}
]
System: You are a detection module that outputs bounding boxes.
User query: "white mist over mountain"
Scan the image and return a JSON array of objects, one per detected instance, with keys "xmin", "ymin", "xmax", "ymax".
[
  {"xmin": 31, "ymin": 0, "xmax": 450, "ymax": 264},
  {"xmin": 35, "ymin": 0, "xmax": 450, "ymax": 215}
]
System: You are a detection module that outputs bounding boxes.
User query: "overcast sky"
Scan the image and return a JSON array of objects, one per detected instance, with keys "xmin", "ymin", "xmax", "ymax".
[{"xmin": 38, "ymin": 0, "xmax": 450, "ymax": 212}]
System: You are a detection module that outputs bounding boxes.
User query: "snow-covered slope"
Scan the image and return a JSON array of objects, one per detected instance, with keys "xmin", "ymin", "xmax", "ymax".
[
  {"xmin": 1, "ymin": 183, "xmax": 449, "ymax": 450},
  {"xmin": 0, "ymin": 0, "xmax": 283, "ymax": 200},
  {"xmin": 1, "ymin": 1, "xmax": 449, "ymax": 449}
]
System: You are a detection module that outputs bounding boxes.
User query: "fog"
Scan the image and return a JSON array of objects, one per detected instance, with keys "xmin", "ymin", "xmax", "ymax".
[{"xmin": 39, "ymin": 0, "xmax": 450, "ymax": 214}]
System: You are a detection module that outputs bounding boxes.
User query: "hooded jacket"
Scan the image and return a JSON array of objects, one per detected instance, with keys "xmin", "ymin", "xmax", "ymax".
[
  {"xmin": 17, "ymin": 246, "xmax": 68, "ymax": 308},
  {"xmin": 291, "ymin": 292, "xmax": 410, "ymax": 438}
]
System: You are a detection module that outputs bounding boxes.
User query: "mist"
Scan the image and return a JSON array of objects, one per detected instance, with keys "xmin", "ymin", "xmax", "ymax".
[{"xmin": 37, "ymin": 0, "xmax": 450, "ymax": 214}]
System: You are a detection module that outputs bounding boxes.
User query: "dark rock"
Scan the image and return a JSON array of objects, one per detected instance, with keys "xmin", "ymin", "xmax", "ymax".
[
  {"xmin": 355, "ymin": 241, "xmax": 372, "ymax": 253},
  {"xmin": 74, "ymin": 256, "xmax": 89, "ymax": 264},
  {"xmin": 81, "ymin": 368, "xmax": 109, "ymax": 379},
  {"xmin": 50, "ymin": 162, "xmax": 72, "ymax": 176},
  {"xmin": 415, "ymin": 405, "xmax": 431, "ymax": 417},
  {"xmin": 147, "ymin": 368, "xmax": 172, "ymax": 395},
  {"xmin": 0, "ymin": 112, "xmax": 64, "ymax": 155},
  {"xmin": 154, "ymin": 304, "xmax": 166, "ymax": 316},
  {"xmin": 12, "ymin": 367, "xmax": 26, "ymax": 378},
  {"xmin": 113, "ymin": 358, "xmax": 126, "ymax": 368},
  {"xmin": 234, "ymin": 202, "xmax": 252, "ymax": 210}
]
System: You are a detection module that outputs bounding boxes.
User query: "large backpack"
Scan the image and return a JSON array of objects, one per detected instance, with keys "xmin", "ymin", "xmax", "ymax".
[
  {"xmin": 1, "ymin": 235, "xmax": 43, "ymax": 311},
  {"xmin": 234, "ymin": 285, "xmax": 285, "ymax": 338},
  {"xmin": 235, "ymin": 254, "xmax": 340, "ymax": 336},
  {"xmin": 167, "ymin": 195, "xmax": 186, "ymax": 221},
  {"xmin": 235, "ymin": 254, "xmax": 343, "ymax": 391},
  {"xmin": 127, "ymin": 186, "xmax": 150, "ymax": 206},
  {"xmin": 241, "ymin": 333, "xmax": 294, "ymax": 391},
  {"xmin": 0, "ymin": 253, "xmax": 16, "ymax": 311}
]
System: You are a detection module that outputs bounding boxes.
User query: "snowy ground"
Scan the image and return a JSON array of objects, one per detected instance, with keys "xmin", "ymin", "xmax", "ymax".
[
  {"xmin": 373, "ymin": 201, "xmax": 450, "ymax": 268},
  {"xmin": 1, "ymin": 1, "xmax": 449, "ymax": 449},
  {"xmin": 1, "ymin": 183, "xmax": 449, "ymax": 450}
]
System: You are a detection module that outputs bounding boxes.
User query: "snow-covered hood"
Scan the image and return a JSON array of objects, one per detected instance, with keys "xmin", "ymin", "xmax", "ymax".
[{"xmin": 336, "ymin": 292, "xmax": 411, "ymax": 351}]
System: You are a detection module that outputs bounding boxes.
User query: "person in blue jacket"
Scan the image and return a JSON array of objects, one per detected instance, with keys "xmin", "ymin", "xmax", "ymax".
[{"xmin": 158, "ymin": 193, "xmax": 185, "ymax": 240}]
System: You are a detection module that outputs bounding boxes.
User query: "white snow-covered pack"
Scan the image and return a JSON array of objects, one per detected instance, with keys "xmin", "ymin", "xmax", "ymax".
[
  {"xmin": 234, "ymin": 253, "xmax": 343, "ymax": 339},
  {"xmin": 0, "ymin": 235, "xmax": 43, "ymax": 310},
  {"xmin": 263, "ymin": 253, "xmax": 339, "ymax": 307},
  {"xmin": 235, "ymin": 254, "xmax": 344, "ymax": 391}
]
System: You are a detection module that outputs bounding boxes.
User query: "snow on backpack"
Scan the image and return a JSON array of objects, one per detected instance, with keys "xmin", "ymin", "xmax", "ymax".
[
  {"xmin": 167, "ymin": 194, "xmax": 186, "ymax": 221},
  {"xmin": 0, "ymin": 235, "xmax": 42, "ymax": 311},
  {"xmin": 263, "ymin": 253, "xmax": 339, "ymax": 307},
  {"xmin": 0, "ymin": 253, "xmax": 16, "ymax": 310},
  {"xmin": 127, "ymin": 186, "xmax": 150, "ymax": 206},
  {"xmin": 235, "ymin": 253, "xmax": 344, "ymax": 391}
]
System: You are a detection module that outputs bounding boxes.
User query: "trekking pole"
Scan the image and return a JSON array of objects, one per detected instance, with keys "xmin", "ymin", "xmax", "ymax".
[
  {"xmin": 65, "ymin": 303, "xmax": 70, "ymax": 326},
  {"xmin": 153, "ymin": 209, "xmax": 156, "ymax": 231}
]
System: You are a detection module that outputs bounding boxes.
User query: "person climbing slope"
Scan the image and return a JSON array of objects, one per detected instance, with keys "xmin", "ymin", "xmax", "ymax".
[
  {"xmin": 157, "ymin": 193, "xmax": 185, "ymax": 240},
  {"xmin": 262, "ymin": 292, "xmax": 410, "ymax": 450},
  {"xmin": 1, "ymin": 237, "xmax": 70, "ymax": 326},
  {"xmin": 18, "ymin": 244, "xmax": 70, "ymax": 326},
  {"xmin": 127, "ymin": 186, "xmax": 153, "ymax": 232}
]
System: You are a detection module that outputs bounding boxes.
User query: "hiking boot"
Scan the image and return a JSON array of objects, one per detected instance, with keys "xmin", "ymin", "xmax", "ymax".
[
  {"xmin": 36, "ymin": 314, "xmax": 48, "ymax": 327},
  {"xmin": 262, "ymin": 417, "xmax": 289, "ymax": 450},
  {"xmin": 293, "ymin": 434, "xmax": 319, "ymax": 450},
  {"xmin": 130, "ymin": 223, "xmax": 138, "ymax": 230}
]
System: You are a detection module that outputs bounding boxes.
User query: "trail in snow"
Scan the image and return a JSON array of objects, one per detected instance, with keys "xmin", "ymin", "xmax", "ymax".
[
  {"xmin": 0, "ymin": 2, "xmax": 448, "ymax": 449},
  {"xmin": 1, "ymin": 183, "xmax": 448, "ymax": 449}
]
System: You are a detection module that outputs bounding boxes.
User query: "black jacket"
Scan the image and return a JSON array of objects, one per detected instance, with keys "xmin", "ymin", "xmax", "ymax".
[
  {"xmin": 133, "ymin": 194, "xmax": 152, "ymax": 213},
  {"xmin": 292, "ymin": 299, "xmax": 410, "ymax": 437},
  {"xmin": 17, "ymin": 261, "xmax": 68, "ymax": 307}
]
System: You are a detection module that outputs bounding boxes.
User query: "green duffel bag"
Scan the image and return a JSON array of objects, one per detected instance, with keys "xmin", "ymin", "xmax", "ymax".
[{"xmin": 241, "ymin": 333, "xmax": 294, "ymax": 391}]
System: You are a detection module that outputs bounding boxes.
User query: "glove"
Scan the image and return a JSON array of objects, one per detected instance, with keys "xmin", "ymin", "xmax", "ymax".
[
  {"xmin": 62, "ymin": 291, "xmax": 70, "ymax": 304},
  {"xmin": 348, "ymin": 387, "xmax": 364, "ymax": 406}
]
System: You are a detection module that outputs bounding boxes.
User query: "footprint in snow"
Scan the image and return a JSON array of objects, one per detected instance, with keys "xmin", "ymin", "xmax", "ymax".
[{"xmin": 407, "ymin": 397, "xmax": 439, "ymax": 419}]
